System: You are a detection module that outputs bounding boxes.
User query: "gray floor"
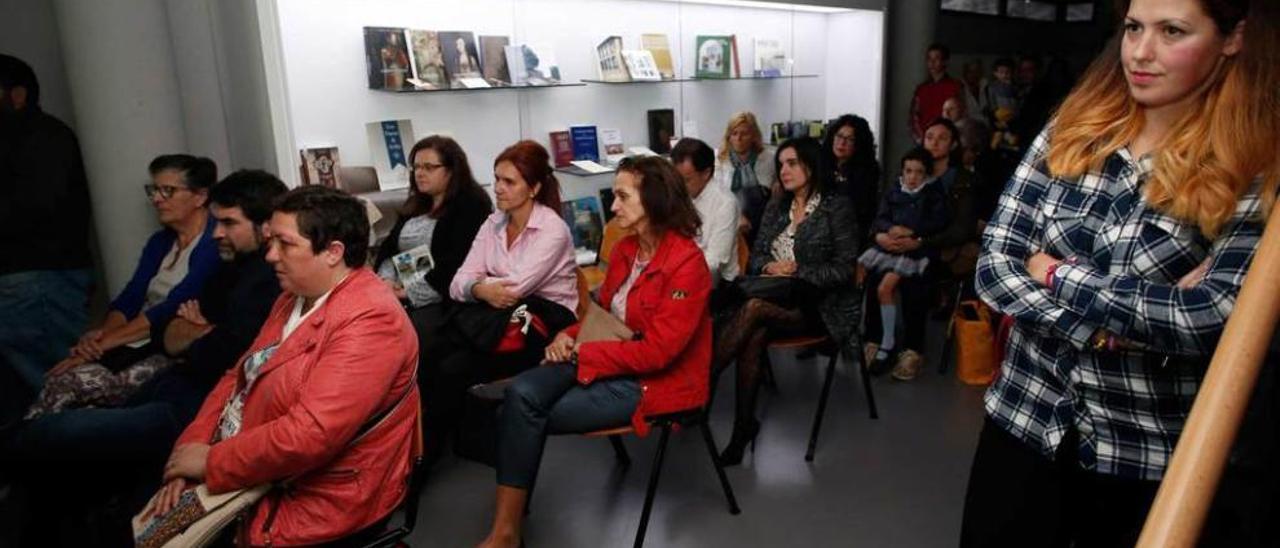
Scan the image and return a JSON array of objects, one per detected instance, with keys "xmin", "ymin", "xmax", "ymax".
[{"xmin": 407, "ymin": 327, "xmax": 989, "ymax": 548}]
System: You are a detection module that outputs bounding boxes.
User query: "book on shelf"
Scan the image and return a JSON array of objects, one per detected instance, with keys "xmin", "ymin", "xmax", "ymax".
[
  {"xmin": 569, "ymin": 125, "xmax": 600, "ymax": 162},
  {"xmin": 640, "ymin": 33, "xmax": 675, "ymax": 79},
  {"xmin": 506, "ymin": 43, "xmax": 561, "ymax": 86},
  {"xmin": 479, "ymin": 35, "xmax": 512, "ymax": 86},
  {"xmin": 730, "ymin": 35, "xmax": 741, "ymax": 78},
  {"xmin": 439, "ymin": 31, "xmax": 483, "ymax": 88},
  {"xmin": 599, "ymin": 128, "xmax": 625, "ymax": 165},
  {"xmin": 621, "ymin": 50, "xmax": 662, "ymax": 81},
  {"xmin": 646, "ymin": 109, "xmax": 675, "ymax": 154},
  {"xmin": 560, "ymin": 196, "xmax": 605, "ymax": 267},
  {"xmin": 695, "ymin": 35, "xmax": 736, "ymax": 79},
  {"xmin": 299, "ymin": 146, "xmax": 342, "ymax": 188},
  {"xmin": 549, "ymin": 130, "xmax": 574, "ymax": 168},
  {"xmin": 569, "ymin": 160, "xmax": 612, "ymax": 174},
  {"xmin": 365, "ymin": 119, "xmax": 415, "ymax": 190},
  {"xmin": 596, "ymin": 36, "xmax": 630, "ymax": 82},
  {"xmin": 808, "ymin": 121, "xmax": 825, "ymax": 138},
  {"xmin": 456, "ymin": 77, "xmax": 491, "ymax": 89},
  {"xmin": 753, "ymin": 38, "xmax": 789, "ymax": 77},
  {"xmin": 364, "ymin": 27, "xmax": 413, "ymax": 91},
  {"xmin": 406, "ymin": 30, "xmax": 449, "ymax": 90}
]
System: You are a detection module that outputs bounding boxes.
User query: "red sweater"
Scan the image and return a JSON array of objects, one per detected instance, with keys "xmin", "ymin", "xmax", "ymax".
[
  {"xmin": 911, "ymin": 75, "xmax": 964, "ymax": 141},
  {"xmin": 567, "ymin": 231, "xmax": 713, "ymax": 436}
]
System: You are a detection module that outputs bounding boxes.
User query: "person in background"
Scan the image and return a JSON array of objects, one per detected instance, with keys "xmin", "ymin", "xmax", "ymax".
[
  {"xmin": 428, "ymin": 140, "xmax": 578, "ymax": 460},
  {"xmin": 151, "ymin": 185, "xmax": 420, "ymax": 546},
  {"xmin": 909, "ymin": 43, "xmax": 964, "ymax": 143},
  {"xmin": 962, "ymin": 0, "xmax": 1278, "ymax": 544},
  {"xmin": 372, "ymin": 135, "xmax": 492, "ymax": 453},
  {"xmin": 943, "ymin": 95, "xmax": 990, "ymax": 174},
  {"xmin": 982, "ymin": 57, "xmax": 1019, "ymax": 126},
  {"xmin": 714, "ymin": 137, "xmax": 859, "ymax": 466},
  {"xmin": 0, "ymin": 170, "xmax": 285, "ymax": 547},
  {"xmin": 671, "ymin": 137, "xmax": 740, "ymax": 288},
  {"xmin": 477, "ymin": 156, "xmax": 712, "ymax": 548},
  {"xmin": 715, "ymin": 111, "xmax": 776, "ymax": 240},
  {"xmin": 37, "ymin": 155, "xmax": 221, "ymax": 407},
  {"xmin": 0, "ymin": 54, "xmax": 93, "ymax": 418},
  {"xmin": 823, "ymin": 113, "xmax": 882, "ymax": 246},
  {"xmin": 858, "ymin": 148, "xmax": 950, "ymax": 381},
  {"xmin": 961, "ymin": 59, "xmax": 987, "ymax": 118}
]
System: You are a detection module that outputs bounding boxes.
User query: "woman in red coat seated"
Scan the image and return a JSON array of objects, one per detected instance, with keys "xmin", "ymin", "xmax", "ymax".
[
  {"xmin": 477, "ymin": 156, "xmax": 714, "ymax": 548},
  {"xmin": 147, "ymin": 186, "xmax": 420, "ymax": 546}
]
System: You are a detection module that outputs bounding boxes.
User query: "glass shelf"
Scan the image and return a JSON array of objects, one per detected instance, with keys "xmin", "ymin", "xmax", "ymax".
[
  {"xmin": 579, "ymin": 74, "xmax": 818, "ymax": 85},
  {"xmin": 374, "ymin": 82, "xmax": 587, "ymax": 93}
]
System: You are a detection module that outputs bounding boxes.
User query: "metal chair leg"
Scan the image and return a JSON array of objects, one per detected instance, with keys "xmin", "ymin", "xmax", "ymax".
[
  {"xmin": 855, "ymin": 342, "xmax": 880, "ymax": 419},
  {"xmin": 939, "ymin": 281, "xmax": 964, "ymax": 375},
  {"xmin": 609, "ymin": 434, "xmax": 631, "ymax": 468},
  {"xmin": 805, "ymin": 352, "xmax": 839, "ymax": 462},
  {"xmin": 633, "ymin": 424, "xmax": 672, "ymax": 548},
  {"xmin": 698, "ymin": 417, "xmax": 741, "ymax": 515}
]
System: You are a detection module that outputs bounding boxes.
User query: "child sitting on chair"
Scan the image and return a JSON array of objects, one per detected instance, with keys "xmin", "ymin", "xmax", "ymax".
[{"xmin": 857, "ymin": 148, "xmax": 950, "ymax": 380}]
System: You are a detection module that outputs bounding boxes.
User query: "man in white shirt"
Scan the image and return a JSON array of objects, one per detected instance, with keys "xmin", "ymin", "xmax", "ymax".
[{"xmin": 671, "ymin": 138, "xmax": 740, "ymax": 286}]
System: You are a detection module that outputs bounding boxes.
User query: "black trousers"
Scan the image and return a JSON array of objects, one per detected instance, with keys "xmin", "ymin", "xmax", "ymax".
[{"xmin": 959, "ymin": 418, "xmax": 1159, "ymax": 548}]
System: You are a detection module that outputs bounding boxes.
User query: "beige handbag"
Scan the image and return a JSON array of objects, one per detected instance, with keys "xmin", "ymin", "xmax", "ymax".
[{"xmin": 576, "ymin": 298, "xmax": 634, "ymax": 344}]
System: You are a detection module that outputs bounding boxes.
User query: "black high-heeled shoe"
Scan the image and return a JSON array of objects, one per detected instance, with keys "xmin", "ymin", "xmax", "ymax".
[{"xmin": 719, "ymin": 419, "xmax": 761, "ymax": 466}]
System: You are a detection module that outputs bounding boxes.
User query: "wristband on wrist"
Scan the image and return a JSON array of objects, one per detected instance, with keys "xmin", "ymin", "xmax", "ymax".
[{"xmin": 1045, "ymin": 262, "xmax": 1063, "ymax": 290}]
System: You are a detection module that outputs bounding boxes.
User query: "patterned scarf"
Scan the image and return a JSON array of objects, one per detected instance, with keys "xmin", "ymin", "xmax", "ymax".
[{"xmin": 729, "ymin": 150, "xmax": 759, "ymax": 192}]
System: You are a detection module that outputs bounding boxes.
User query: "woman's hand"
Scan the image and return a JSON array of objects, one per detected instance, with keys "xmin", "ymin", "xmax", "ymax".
[
  {"xmin": 163, "ymin": 443, "xmax": 210, "ymax": 483},
  {"xmin": 474, "ymin": 280, "xmax": 519, "ymax": 309},
  {"xmin": 146, "ymin": 478, "xmax": 192, "ymax": 519},
  {"xmin": 763, "ymin": 261, "xmax": 797, "ymax": 277},
  {"xmin": 888, "ymin": 225, "xmax": 915, "ymax": 238},
  {"xmin": 544, "ymin": 332, "xmax": 576, "ymax": 363},
  {"xmin": 46, "ymin": 355, "xmax": 87, "ymax": 377},
  {"xmin": 1026, "ymin": 252, "xmax": 1061, "ymax": 286}
]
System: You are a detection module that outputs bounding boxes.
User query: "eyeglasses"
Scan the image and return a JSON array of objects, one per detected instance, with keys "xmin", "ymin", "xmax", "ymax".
[
  {"xmin": 413, "ymin": 162, "xmax": 445, "ymax": 172},
  {"xmin": 834, "ymin": 134, "xmax": 857, "ymax": 144},
  {"xmin": 144, "ymin": 184, "xmax": 192, "ymax": 200}
]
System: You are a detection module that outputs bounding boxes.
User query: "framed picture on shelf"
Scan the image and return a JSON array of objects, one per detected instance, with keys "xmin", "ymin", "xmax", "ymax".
[
  {"xmin": 939, "ymin": 0, "xmax": 999, "ymax": 16},
  {"xmin": 560, "ymin": 197, "xmax": 605, "ymax": 267},
  {"xmin": 406, "ymin": 30, "xmax": 448, "ymax": 90},
  {"xmin": 439, "ymin": 31, "xmax": 483, "ymax": 88},
  {"xmin": 363, "ymin": 27, "xmax": 413, "ymax": 91}
]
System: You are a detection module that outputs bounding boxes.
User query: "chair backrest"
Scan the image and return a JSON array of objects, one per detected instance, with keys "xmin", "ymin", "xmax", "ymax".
[
  {"xmin": 599, "ymin": 217, "xmax": 630, "ymax": 268},
  {"xmin": 735, "ymin": 231, "xmax": 749, "ymax": 275},
  {"xmin": 575, "ymin": 267, "xmax": 591, "ymax": 319},
  {"xmin": 338, "ymin": 166, "xmax": 380, "ymax": 195}
]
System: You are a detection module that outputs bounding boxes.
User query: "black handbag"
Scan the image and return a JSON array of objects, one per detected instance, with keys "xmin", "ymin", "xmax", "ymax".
[{"xmin": 734, "ymin": 275, "xmax": 801, "ymax": 306}]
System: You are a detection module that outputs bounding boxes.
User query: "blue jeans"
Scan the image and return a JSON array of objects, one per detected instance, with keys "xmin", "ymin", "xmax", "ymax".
[
  {"xmin": 0, "ymin": 269, "xmax": 91, "ymax": 393},
  {"xmin": 497, "ymin": 363, "xmax": 640, "ymax": 489}
]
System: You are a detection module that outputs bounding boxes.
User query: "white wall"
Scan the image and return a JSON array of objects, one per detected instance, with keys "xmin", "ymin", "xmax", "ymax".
[
  {"xmin": 267, "ymin": 0, "xmax": 883, "ymax": 197},
  {"xmin": 0, "ymin": 0, "xmax": 76, "ymax": 125}
]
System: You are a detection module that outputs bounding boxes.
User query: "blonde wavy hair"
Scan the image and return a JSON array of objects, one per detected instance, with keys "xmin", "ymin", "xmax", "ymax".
[
  {"xmin": 1046, "ymin": 0, "xmax": 1278, "ymax": 238},
  {"xmin": 718, "ymin": 111, "xmax": 765, "ymax": 162}
]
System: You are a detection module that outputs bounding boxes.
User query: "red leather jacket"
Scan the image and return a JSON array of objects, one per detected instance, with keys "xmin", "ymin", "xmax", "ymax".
[
  {"xmin": 568, "ymin": 231, "xmax": 712, "ymax": 436},
  {"xmin": 174, "ymin": 268, "xmax": 420, "ymax": 546}
]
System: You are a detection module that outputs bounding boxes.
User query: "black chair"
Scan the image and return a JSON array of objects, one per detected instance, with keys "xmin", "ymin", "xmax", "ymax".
[{"xmin": 360, "ymin": 417, "xmax": 425, "ymax": 548}]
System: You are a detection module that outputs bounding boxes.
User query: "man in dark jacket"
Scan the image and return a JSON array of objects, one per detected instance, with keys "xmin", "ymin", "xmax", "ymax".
[
  {"xmin": 0, "ymin": 170, "xmax": 285, "ymax": 547},
  {"xmin": 0, "ymin": 55, "xmax": 93, "ymax": 416}
]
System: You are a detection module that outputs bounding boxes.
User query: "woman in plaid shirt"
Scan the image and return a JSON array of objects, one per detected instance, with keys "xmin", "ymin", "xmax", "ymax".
[{"xmin": 960, "ymin": 0, "xmax": 1279, "ymax": 546}]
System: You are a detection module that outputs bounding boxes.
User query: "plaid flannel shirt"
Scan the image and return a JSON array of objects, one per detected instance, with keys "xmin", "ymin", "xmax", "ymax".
[{"xmin": 976, "ymin": 129, "xmax": 1268, "ymax": 481}]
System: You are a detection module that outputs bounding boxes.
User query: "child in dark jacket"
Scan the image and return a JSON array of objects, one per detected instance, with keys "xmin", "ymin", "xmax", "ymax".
[{"xmin": 857, "ymin": 148, "xmax": 950, "ymax": 370}]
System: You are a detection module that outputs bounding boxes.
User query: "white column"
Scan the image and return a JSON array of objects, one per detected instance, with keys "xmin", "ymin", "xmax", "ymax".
[
  {"xmin": 884, "ymin": 0, "xmax": 938, "ymax": 173},
  {"xmin": 53, "ymin": 0, "xmax": 188, "ymax": 295}
]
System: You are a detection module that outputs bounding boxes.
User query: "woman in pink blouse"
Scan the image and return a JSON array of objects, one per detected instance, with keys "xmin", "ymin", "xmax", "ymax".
[{"xmin": 424, "ymin": 140, "xmax": 578, "ymax": 462}]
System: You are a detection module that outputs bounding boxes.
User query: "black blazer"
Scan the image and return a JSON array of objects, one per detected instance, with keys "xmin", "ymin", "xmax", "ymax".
[
  {"xmin": 374, "ymin": 188, "xmax": 493, "ymax": 301},
  {"xmin": 749, "ymin": 192, "xmax": 861, "ymax": 358}
]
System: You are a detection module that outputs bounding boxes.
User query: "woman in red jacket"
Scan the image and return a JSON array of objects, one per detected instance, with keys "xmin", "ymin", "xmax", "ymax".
[
  {"xmin": 477, "ymin": 156, "xmax": 714, "ymax": 548},
  {"xmin": 147, "ymin": 186, "xmax": 420, "ymax": 546}
]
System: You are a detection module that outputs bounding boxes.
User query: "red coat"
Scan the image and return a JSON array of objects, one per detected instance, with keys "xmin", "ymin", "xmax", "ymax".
[
  {"xmin": 174, "ymin": 268, "xmax": 420, "ymax": 546},
  {"xmin": 567, "ymin": 231, "xmax": 712, "ymax": 436}
]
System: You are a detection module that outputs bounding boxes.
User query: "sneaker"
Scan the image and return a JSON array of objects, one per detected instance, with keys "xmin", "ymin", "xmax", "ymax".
[
  {"xmin": 891, "ymin": 349, "xmax": 923, "ymax": 381},
  {"xmin": 868, "ymin": 347, "xmax": 895, "ymax": 377}
]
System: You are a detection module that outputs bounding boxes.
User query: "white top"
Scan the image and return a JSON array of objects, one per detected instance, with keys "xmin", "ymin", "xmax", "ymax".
[
  {"xmin": 713, "ymin": 147, "xmax": 776, "ymax": 199},
  {"xmin": 143, "ymin": 240, "xmax": 196, "ymax": 311},
  {"xmin": 611, "ymin": 257, "xmax": 650, "ymax": 322},
  {"xmin": 691, "ymin": 182, "xmax": 740, "ymax": 283}
]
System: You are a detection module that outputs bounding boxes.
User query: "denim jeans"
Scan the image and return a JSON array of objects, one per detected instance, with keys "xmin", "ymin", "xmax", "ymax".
[
  {"xmin": 0, "ymin": 269, "xmax": 91, "ymax": 393},
  {"xmin": 496, "ymin": 363, "xmax": 640, "ymax": 489}
]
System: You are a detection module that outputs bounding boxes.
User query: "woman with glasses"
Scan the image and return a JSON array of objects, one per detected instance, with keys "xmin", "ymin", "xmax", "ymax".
[
  {"xmin": 822, "ymin": 114, "xmax": 882, "ymax": 249},
  {"xmin": 29, "ymin": 154, "xmax": 221, "ymax": 416}
]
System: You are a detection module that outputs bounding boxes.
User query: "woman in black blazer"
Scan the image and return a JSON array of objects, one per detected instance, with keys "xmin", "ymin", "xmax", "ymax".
[
  {"xmin": 373, "ymin": 135, "xmax": 492, "ymax": 459},
  {"xmin": 715, "ymin": 137, "xmax": 860, "ymax": 465}
]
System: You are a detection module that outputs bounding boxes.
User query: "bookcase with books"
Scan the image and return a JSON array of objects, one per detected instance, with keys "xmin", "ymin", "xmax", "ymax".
[{"xmin": 258, "ymin": 0, "xmax": 886, "ymax": 208}]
